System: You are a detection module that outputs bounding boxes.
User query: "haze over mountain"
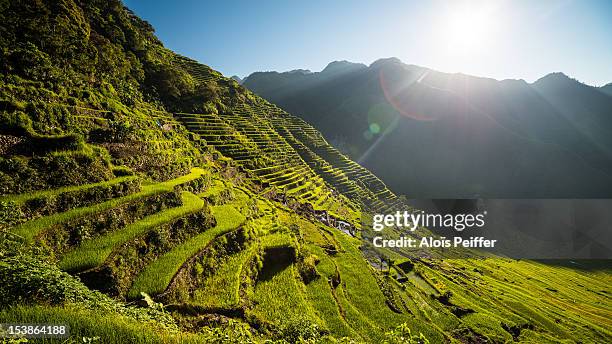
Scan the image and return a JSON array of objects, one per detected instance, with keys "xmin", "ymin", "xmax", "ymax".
[
  {"xmin": 600, "ymin": 83, "xmax": 612, "ymax": 97},
  {"xmin": 244, "ymin": 58, "xmax": 612, "ymax": 198}
]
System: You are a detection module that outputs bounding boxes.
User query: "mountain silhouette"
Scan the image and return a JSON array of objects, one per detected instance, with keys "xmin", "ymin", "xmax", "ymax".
[
  {"xmin": 244, "ymin": 58, "xmax": 612, "ymax": 198},
  {"xmin": 230, "ymin": 75, "xmax": 243, "ymax": 84},
  {"xmin": 600, "ymin": 83, "xmax": 612, "ymax": 97}
]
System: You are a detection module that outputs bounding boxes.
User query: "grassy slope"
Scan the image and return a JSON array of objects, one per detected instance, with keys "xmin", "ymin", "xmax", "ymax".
[
  {"xmin": 11, "ymin": 168, "xmax": 207, "ymax": 243},
  {"xmin": 0, "ymin": 305, "xmax": 176, "ymax": 344},
  {"xmin": 304, "ymin": 245, "xmax": 357, "ymax": 339},
  {"xmin": 249, "ymin": 263, "xmax": 323, "ymax": 329},
  {"xmin": 59, "ymin": 191, "xmax": 204, "ymax": 272},
  {"xmin": 0, "ymin": 175, "xmax": 137, "ymax": 204},
  {"xmin": 128, "ymin": 204, "xmax": 246, "ymax": 297},
  {"xmin": 333, "ymin": 230, "xmax": 409, "ymax": 329},
  {"xmin": 191, "ymin": 244, "xmax": 258, "ymax": 309},
  {"xmin": 5, "ymin": 174, "xmax": 612, "ymax": 343},
  {"xmin": 0, "ymin": 305, "xmax": 247, "ymax": 344}
]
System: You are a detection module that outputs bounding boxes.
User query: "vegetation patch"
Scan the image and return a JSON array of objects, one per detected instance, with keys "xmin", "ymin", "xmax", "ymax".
[
  {"xmin": 0, "ymin": 175, "xmax": 140, "ymax": 229},
  {"xmin": 37, "ymin": 190, "xmax": 183, "ymax": 258},
  {"xmin": 79, "ymin": 206, "xmax": 216, "ymax": 297},
  {"xmin": 10, "ymin": 168, "xmax": 206, "ymax": 243},
  {"xmin": 59, "ymin": 191, "xmax": 205, "ymax": 272},
  {"xmin": 128, "ymin": 204, "xmax": 246, "ymax": 297}
]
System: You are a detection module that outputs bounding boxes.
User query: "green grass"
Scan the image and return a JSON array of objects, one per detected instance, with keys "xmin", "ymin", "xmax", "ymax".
[
  {"xmin": 0, "ymin": 305, "xmax": 170, "ymax": 344},
  {"xmin": 128, "ymin": 204, "xmax": 246, "ymax": 297},
  {"xmin": 59, "ymin": 191, "xmax": 205, "ymax": 272},
  {"xmin": 11, "ymin": 168, "xmax": 207, "ymax": 243},
  {"xmin": 335, "ymin": 284, "xmax": 382, "ymax": 342},
  {"xmin": 303, "ymin": 245, "xmax": 355, "ymax": 338},
  {"xmin": 0, "ymin": 305, "xmax": 212, "ymax": 344},
  {"xmin": 191, "ymin": 244, "xmax": 258, "ymax": 309},
  {"xmin": 389, "ymin": 257, "xmax": 612, "ymax": 343},
  {"xmin": 244, "ymin": 233, "xmax": 323, "ymax": 327},
  {"xmin": 0, "ymin": 175, "xmax": 138, "ymax": 204},
  {"xmin": 303, "ymin": 228, "xmax": 408, "ymax": 342},
  {"xmin": 249, "ymin": 262, "xmax": 323, "ymax": 328},
  {"xmin": 331, "ymin": 228, "xmax": 409, "ymax": 330},
  {"xmin": 258, "ymin": 232, "xmax": 296, "ymax": 249}
]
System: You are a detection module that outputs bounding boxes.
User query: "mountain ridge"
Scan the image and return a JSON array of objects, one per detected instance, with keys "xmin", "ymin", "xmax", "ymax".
[
  {"xmin": 243, "ymin": 57, "xmax": 612, "ymax": 198},
  {"xmin": 247, "ymin": 58, "xmax": 604, "ymax": 88}
]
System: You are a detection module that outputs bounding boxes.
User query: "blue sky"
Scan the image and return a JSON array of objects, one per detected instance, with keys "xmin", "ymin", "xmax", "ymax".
[{"xmin": 124, "ymin": 0, "xmax": 612, "ymax": 86}]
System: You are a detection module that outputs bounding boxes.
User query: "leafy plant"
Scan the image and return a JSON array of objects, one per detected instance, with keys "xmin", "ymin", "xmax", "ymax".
[{"xmin": 384, "ymin": 323, "xmax": 429, "ymax": 344}]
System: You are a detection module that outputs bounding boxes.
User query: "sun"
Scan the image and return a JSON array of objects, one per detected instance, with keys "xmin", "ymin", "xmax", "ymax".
[
  {"xmin": 444, "ymin": 9, "xmax": 491, "ymax": 54},
  {"xmin": 429, "ymin": 1, "xmax": 503, "ymax": 73}
]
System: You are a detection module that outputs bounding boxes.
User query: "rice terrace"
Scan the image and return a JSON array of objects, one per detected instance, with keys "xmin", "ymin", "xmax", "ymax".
[{"xmin": 0, "ymin": 0, "xmax": 611, "ymax": 343}]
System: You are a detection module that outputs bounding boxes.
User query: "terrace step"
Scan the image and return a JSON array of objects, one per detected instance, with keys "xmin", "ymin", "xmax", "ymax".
[
  {"xmin": 58, "ymin": 191, "xmax": 205, "ymax": 272},
  {"xmin": 11, "ymin": 168, "xmax": 207, "ymax": 242},
  {"xmin": 128, "ymin": 204, "xmax": 247, "ymax": 297}
]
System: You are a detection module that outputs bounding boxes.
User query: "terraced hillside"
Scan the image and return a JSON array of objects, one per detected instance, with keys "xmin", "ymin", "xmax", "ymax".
[
  {"xmin": 4, "ymin": 167, "xmax": 611, "ymax": 343},
  {"xmin": 173, "ymin": 55, "xmax": 404, "ymax": 215},
  {"xmin": 2, "ymin": 122, "xmax": 609, "ymax": 341},
  {"xmin": 1, "ymin": 1, "xmax": 611, "ymax": 343}
]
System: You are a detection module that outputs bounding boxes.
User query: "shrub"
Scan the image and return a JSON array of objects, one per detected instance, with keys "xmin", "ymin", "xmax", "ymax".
[
  {"xmin": 29, "ymin": 132, "xmax": 84, "ymax": 154},
  {"xmin": 276, "ymin": 316, "xmax": 322, "ymax": 343},
  {"xmin": 8, "ymin": 42, "xmax": 59, "ymax": 82},
  {"xmin": 0, "ymin": 148, "xmax": 114, "ymax": 194},
  {"xmin": 0, "ymin": 110, "xmax": 32, "ymax": 135},
  {"xmin": 0, "ymin": 250, "xmax": 90, "ymax": 306},
  {"xmin": 89, "ymin": 120, "xmax": 135, "ymax": 143},
  {"xmin": 145, "ymin": 62, "xmax": 195, "ymax": 104},
  {"xmin": 197, "ymin": 320, "xmax": 256, "ymax": 344},
  {"xmin": 112, "ymin": 165, "xmax": 135, "ymax": 176},
  {"xmin": 0, "ymin": 200, "xmax": 24, "ymax": 229},
  {"xmin": 297, "ymin": 253, "xmax": 320, "ymax": 284},
  {"xmin": 0, "ymin": 247, "xmax": 177, "ymax": 330},
  {"xmin": 208, "ymin": 188, "xmax": 235, "ymax": 205},
  {"xmin": 384, "ymin": 323, "xmax": 430, "ymax": 344}
]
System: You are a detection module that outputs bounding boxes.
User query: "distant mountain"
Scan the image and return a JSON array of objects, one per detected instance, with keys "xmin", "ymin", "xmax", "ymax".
[
  {"xmin": 321, "ymin": 60, "xmax": 367, "ymax": 75},
  {"xmin": 287, "ymin": 68, "xmax": 313, "ymax": 75},
  {"xmin": 230, "ymin": 75, "xmax": 243, "ymax": 84},
  {"xmin": 244, "ymin": 59, "xmax": 612, "ymax": 198},
  {"xmin": 600, "ymin": 83, "xmax": 612, "ymax": 97}
]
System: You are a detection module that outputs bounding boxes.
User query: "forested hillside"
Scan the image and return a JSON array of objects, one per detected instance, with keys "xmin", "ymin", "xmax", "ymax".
[{"xmin": 1, "ymin": 1, "xmax": 611, "ymax": 343}]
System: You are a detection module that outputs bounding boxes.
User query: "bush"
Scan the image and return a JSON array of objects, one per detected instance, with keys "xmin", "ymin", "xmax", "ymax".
[
  {"xmin": 29, "ymin": 150, "xmax": 112, "ymax": 188},
  {"xmin": 112, "ymin": 165, "xmax": 135, "ymax": 176},
  {"xmin": 0, "ymin": 250, "xmax": 91, "ymax": 306},
  {"xmin": 276, "ymin": 316, "xmax": 322, "ymax": 343},
  {"xmin": 0, "ymin": 148, "xmax": 114, "ymax": 194},
  {"xmin": 145, "ymin": 62, "xmax": 194, "ymax": 104},
  {"xmin": 297, "ymin": 252, "xmax": 320, "ymax": 284},
  {"xmin": 88, "ymin": 120, "xmax": 135, "ymax": 143},
  {"xmin": 208, "ymin": 188, "xmax": 235, "ymax": 205},
  {"xmin": 29, "ymin": 132, "xmax": 84, "ymax": 154},
  {"xmin": 0, "ymin": 248, "xmax": 177, "ymax": 330},
  {"xmin": 0, "ymin": 110, "xmax": 32, "ymax": 135},
  {"xmin": 8, "ymin": 42, "xmax": 59, "ymax": 82},
  {"xmin": 384, "ymin": 323, "xmax": 430, "ymax": 344},
  {"xmin": 197, "ymin": 320, "xmax": 256, "ymax": 344},
  {"xmin": 0, "ymin": 200, "xmax": 24, "ymax": 229}
]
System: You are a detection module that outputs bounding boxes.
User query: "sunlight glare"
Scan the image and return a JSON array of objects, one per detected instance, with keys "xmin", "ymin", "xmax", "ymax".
[{"xmin": 444, "ymin": 9, "xmax": 491, "ymax": 54}]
